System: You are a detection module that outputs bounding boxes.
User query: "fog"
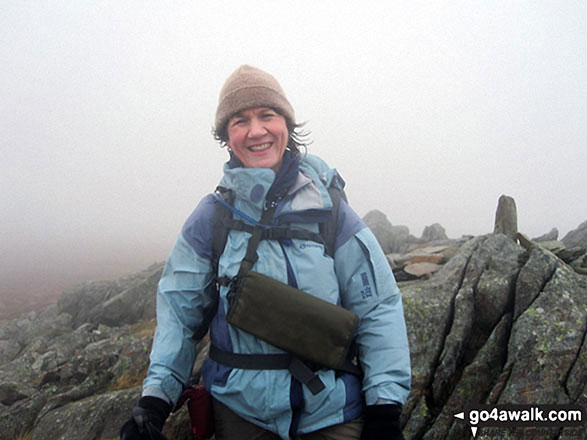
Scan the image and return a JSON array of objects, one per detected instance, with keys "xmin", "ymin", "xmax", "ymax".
[{"xmin": 2, "ymin": 1, "xmax": 586, "ymax": 302}]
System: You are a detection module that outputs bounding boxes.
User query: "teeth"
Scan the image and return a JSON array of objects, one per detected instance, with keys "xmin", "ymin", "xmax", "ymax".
[{"xmin": 249, "ymin": 143, "xmax": 271, "ymax": 151}]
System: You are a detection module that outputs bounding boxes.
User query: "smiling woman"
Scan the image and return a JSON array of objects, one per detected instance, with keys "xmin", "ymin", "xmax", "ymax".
[{"xmin": 120, "ymin": 64, "xmax": 411, "ymax": 440}]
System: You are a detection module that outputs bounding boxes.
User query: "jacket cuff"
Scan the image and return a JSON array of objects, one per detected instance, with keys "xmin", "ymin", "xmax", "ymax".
[{"xmin": 142, "ymin": 386, "xmax": 173, "ymax": 406}]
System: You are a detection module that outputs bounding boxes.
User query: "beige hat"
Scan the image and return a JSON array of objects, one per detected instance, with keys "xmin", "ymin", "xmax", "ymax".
[{"xmin": 214, "ymin": 65, "xmax": 295, "ymax": 140}]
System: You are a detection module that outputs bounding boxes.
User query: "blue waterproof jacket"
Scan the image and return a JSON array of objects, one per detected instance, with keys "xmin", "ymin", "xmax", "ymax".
[{"xmin": 143, "ymin": 154, "xmax": 411, "ymax": 438}]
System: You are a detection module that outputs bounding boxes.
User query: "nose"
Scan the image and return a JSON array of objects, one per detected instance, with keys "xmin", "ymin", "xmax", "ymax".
[{"xmin": 248, "ymin": 117, "xmax": 267, "ymax": 138}]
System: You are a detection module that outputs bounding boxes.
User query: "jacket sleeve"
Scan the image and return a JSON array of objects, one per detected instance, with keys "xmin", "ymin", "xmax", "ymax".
[
  {"xmin": 334, "ymin": 202, "xmax": 411, "ymax": 406},
  {"xmin": 142, "ymin": 196, "xmax": 218, "ymax": 405}
]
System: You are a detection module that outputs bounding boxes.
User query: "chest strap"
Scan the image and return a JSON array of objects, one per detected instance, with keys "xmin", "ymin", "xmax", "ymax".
[
  {"xmin": 209, "ymin": 344, "xmax": 362, "ymax": 396},
  {"xmin": 209, "ymin": 345, "xmax": 326, "ymax": 395}
]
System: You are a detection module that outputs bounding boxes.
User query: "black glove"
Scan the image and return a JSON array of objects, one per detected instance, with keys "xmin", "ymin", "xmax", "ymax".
[
  {"xmin": 120, "ymin": 396, "xmax": 172, "ymax": 440},
  {"xmin": 361, "ymin": 404, "xmax": 404, "ymax": 440}
]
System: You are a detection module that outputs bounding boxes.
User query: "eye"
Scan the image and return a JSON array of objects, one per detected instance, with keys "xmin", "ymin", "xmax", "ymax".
[
  {"xmin": 261, "ymin": 111, "xmax": 276, "ymax": 119},
  {"xmin": 230, "ymin": 117, "xmax": 246, "ymax": 127}
]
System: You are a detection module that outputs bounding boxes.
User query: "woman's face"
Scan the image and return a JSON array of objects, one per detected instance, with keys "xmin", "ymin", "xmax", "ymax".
[{"xmin": 226, "ymin": 107, "xmax": 289, "ymax": 172}]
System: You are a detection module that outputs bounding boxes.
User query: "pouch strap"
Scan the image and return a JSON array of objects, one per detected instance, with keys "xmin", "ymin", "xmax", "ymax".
[
  {"xmin": 288, "ymin": 356, "xmax": 326, "ymax": 395},
  {"xmin": 209, "ymin": 345, "xmax": 325, "ymax": 395}
]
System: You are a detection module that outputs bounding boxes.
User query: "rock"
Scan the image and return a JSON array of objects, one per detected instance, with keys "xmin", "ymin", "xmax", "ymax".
[
  {"xmin": 389, "ymin": 225, "xmax": 411, "ymax": 253},
  {"xmin": 431, "ymin": 234, "xmax": 523, "ymax": 403},
  {"xmin": 90, "ymin": 265, "xmax": 162, "ymax": 326},
  {"xmin": 402, "ymin": 236, "xmax": 486, "ymax": 424},
  {"xmin": 363, "ymin": 210, "xmax": 411, "ymax": 253},
  {"xmin": 58, "ymin": 263, "xmax": 164, "ymax": 328},
  {"xmin": 0, "ymin": 339, "xmax": 21, "ymax": 364},
  {"xmin": 363, "ymin": 210, "xmax": 394, "ymax": 253},
  {"xmin": 404, "ymin": 262, "xmax": 443, "ymax": 278},
  {"xmin": 494, "ymin": 263, "xmax": 587, "ymax": 405},
  {"xmin": 30, "ymin": 387, "xmax": 139, "ymax": 440},
  {"xmin": 513, "ymin": 245, "xmax": 557, "ymax": 320},
  {"xmin": 423, "ymin": 314, "xmax": 511, "ymax": 439},
  {"xmin": 517, "ymin": 232, "xmax": 534, "ymax": 250},
  {"xmin": 474, "ymin": 235, "xmax": 524, "ymax": 332},
  {"xmin": 0, "ymin": 393, "xmax": 47, "ymax": 440},
  {"xmin": 421, "ymin": 223, "xmax": 448, "ymax": 242},
  {"xmin": 562, "ymin": 220, "xmax": 587, "ymax": 248},
  {"xmin": 403, "ymin": 231, "xmax": 587, "ymax": 438},
  {"xmin": 406, "ymin": 254, "xmax": 444, "ymax": 265},
  {"xmin": 493, "ymin": 194, "xmax": 518, "ymax": 241},
  {"xmin": 537, "ymin": 240, "xmax": 566, "ymax": 253},
  {"xmin": 0, "ymin": 383, "xmax": 28, "ymax": 406},
  {"xmin": 557, "ymin": 246, "xmax": 586, "ymax": 264},
  {"xmin": 387, "ymin": 244, "xmax": 462, "ymax": 282},
  {"xmin": 532, "ymin": 227, "xmax": 559, "ymax": 242}
]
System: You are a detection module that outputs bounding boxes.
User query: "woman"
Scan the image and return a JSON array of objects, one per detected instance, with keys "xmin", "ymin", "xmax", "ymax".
[{"xmin": 121, "ymin": 65, "xmax": 411, "ymax": 440}]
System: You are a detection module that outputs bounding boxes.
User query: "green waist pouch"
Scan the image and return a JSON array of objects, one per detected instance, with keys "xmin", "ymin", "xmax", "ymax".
[{"xmin": 226, "ymin": 270, "xmax": 360, "ymax": 371}]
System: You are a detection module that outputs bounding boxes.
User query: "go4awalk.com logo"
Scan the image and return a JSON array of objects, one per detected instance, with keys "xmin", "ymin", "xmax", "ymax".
[{"xmin": 453, "ymin": 404, "xmax": 585, "ymax": 438}]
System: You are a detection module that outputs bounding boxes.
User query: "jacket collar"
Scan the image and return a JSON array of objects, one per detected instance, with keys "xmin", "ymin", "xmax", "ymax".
[{"xmin": 221, "ymin": 150, "xmax": 301, "ymax": 211}]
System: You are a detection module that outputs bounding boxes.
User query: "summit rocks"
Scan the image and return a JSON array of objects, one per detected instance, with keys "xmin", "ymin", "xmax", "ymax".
[{"xmin": 1, "ymin": 196, "xmax": 586, "ymax": 440}]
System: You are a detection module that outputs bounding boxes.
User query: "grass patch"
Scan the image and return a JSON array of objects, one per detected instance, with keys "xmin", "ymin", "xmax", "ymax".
[
  {"xmin": 130, "ymin": 319, "xmax": 157, "ymax": 339},
  {"xmin": 108, "ymin": 365, "xmax": 149, "ymax": 391}
]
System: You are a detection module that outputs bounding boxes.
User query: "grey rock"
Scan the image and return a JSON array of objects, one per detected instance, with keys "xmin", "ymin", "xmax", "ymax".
[
  {"xmin": 431, "ymin": 235, "xmax": 522, "ymax": 403},
  {"xmin": 493, "ymin": 194, "xmax": 518, "ymax": 241},
  {"xmin": 562, "ymin": 220, "xmax": 587, "ymax": 249},
  {"xmin": 532, "ymin": 227, "xmax": 559, "ymax": 242},
  {"xmin": 389, "ymin": 225, "xmax": 411, "ymax": 254},
  {"xmin": 513, "ymin": 244, "xmax": 557, "ymax": 320},
  {"xmin": 566, "ymin": 330, "xmax": 587, "ymax": 403},
  {"xmin": 424, "ymin": 314, "xmax": 511, "ymax": 440},
  {"xmin": 403, "ymin": 262, "xmax": 443, "ymax": 278},
  {"xmin": 402, "ymin": 236, "xmax": 485, "ymax": 422},
  {"xmin": 30, "ymin": 387, "xmax": 138, "ymax": 440},
  {"xmin": 58, "ymin": 262, "xmax": 164, "ymax": 328},
  {"xmin": 403, "ymin": 230, "xmax": 586, "ymax": 438},
  {"xmin": 0, "ymin": 393, "xmax": 46, "ymax": 440},
  {"xmin": 0, "ymin": 339, "xmax": 21, "ymax": 364},
  {"xmin": 363, "ymin": 209, "xmax": 394, "ymax": 253},
  {"xmin": 495, "ymin": 263, "xmax": 587, "ymax": 405},
  {"xmin": 421, "ymin": 223, "xmax": 448, "ymax": 242},
  {"xmin": 537, "ymin": 240, "xmax": 566, "ymax": 253},
  {"xmin": 0, "ymin": 383, "xmax": 28, "ymax": 406},
  {"xmin": 90, "ymin": 265, "xmax": 162, "ymax": 326},
  {"xmin": 363, "ymin": 210, "xmax": 411, "ymax": 253},
  {"xmin": 556, "ymin": 246, "xmax": 586, "ymax": 264}
]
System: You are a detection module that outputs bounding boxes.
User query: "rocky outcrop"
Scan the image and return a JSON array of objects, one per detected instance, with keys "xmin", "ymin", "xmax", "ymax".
[
  {"xmin": 532, "ymin": 227, "xmax": 559, "ymax": 242},
  {"xmin": 562, "ymin": 220, "xmax": 587, "ymax": 249},
  {"xmin": 402, "ymin": 233, "xmax": 586, "ymax": 439},
  {"xmin": 388, "ymin": 243, "xmax": 466, "ymax": 281},
  {"xmin": 363, "ymin": 210, "xmax": 456, "ymax": 257},
  {"xmin": 1, "ymin": 201, "xmax": 586, "ymax": 440},
  {"xmin": 421, "ymin": 223, "xmax": 448, "ymax": 243},
  {"xmin": 519, "ymin": 230, "xmax": 587, "ymax": 276},
  {"xmin": 493, "ymin": 194, "xmax": 518, "ymax": 241},
  {"xmin": 57, "ymin": 263, "xmax": 163, "ymax": 328},
  {"xmin": 363, "ymin": 210, "xmax": 412, "ymax": 254}
]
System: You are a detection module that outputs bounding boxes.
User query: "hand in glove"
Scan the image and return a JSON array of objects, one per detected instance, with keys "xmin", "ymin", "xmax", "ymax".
[
  {"xmin": 120, "ymin": 396, "xmax": 172, "ymax": 440},
  {"xmin": 361, "ymin": 404, "xmax": 404, "ymax": 440}
]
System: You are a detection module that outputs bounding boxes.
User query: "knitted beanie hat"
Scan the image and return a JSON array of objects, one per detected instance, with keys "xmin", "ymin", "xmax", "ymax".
[{"xmin": 214, "ymin": 65, "xmax": 295, "ymax": 140}]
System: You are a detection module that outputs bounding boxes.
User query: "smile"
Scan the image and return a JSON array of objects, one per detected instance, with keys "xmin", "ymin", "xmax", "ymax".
[{"xmin": 248, "ymin": 143, "xmax": 272, "ymax": 152}]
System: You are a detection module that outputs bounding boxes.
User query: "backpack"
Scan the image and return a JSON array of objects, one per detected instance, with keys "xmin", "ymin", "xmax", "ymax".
[{"xmin": 210, "ymin": 184, "xmax": 346, "ymax": 285}]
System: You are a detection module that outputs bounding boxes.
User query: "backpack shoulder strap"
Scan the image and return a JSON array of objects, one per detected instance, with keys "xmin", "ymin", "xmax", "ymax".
[
  {"xmin": 211, "ymin": 186, "xmax": 233, "ymax": 283},
  {"xmin": 319, "ymin": 186, "xmax": 346, "ymax": 258}
]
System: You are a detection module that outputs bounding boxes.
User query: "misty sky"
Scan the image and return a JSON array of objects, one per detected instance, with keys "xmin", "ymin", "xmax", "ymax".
[{"xmin": 1, "ymin": 1, "xmax": 586, "ymax": 299}]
